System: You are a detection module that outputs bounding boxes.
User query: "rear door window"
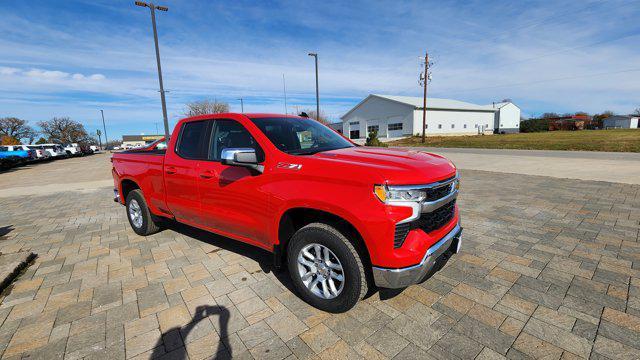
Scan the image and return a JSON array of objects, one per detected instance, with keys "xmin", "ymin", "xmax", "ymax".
[{"xmin": 176, "ymin": 120, "xmax": 209, "ymax": 159}]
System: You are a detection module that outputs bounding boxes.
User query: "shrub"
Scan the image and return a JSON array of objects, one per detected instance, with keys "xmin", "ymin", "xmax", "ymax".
[
  {"xmin": 520, "ymin": 118, "xmax": 551, "ymax": 133},
  {"xmin": 365, "ymin": 130, "xmax": 388, "ymax": 147}
]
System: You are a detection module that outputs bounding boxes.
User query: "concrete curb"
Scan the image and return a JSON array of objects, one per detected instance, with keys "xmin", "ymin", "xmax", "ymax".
[{"xmin": 0, "ymin": 252, "xmax": 37, "ymax": 294}]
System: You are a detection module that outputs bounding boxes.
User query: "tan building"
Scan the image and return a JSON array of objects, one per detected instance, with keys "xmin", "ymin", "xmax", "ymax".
[{"xmin": 121, "ymin": 135, "xmax": 163, "ymax": 148}]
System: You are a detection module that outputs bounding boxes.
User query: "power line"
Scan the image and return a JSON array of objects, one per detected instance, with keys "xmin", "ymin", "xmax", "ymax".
[
  {"xmin": 492, "ymin": 32, "xmax": 640, "ymax": 69},
  {"xmin": 448, "ymin": 67, "xmax": 640, "ymax": 94},
  {"xmin": 435, "ymin": 0, "xmax": 607, "ymax": 58}
]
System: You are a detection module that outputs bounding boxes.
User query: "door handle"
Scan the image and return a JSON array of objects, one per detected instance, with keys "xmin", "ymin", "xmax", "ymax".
[
  {"xmin": 166, "ymin": 166, "xmax": 177, "ymax": 174},
  {"xmin": 199, "ymin": 171, "xmax": 215, "ymax": 179}
]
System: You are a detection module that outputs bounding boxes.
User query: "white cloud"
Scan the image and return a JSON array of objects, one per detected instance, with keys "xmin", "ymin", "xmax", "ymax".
[
  {"xmin": 5, "ymin": 67, "xmax": 107, "ymax": 86},
  {"xmin": 0, "ymin": 66, "xmax": 20, "ymax": 75},
  {"xmin": 24, "ymin": 68, "xmax": 70, "ymax": 80}
]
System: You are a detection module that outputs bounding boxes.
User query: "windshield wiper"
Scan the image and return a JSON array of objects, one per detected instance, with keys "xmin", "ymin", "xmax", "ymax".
[{"xmin": 289, "ymin": 146, "xmax": 354, "ymax": 156}]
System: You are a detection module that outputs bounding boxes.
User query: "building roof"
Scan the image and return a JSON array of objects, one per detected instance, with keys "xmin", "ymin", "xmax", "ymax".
[
  {"xmin": 122, "ymin": 135, "xmax": 164, "ymax": 142},
  {"xmin": 603, "ymin": 115, "xmax": 639, "ymax": 121},
  {"xmin": 341, "ymin": 94, "xmax": 517, "ymax": 119}
]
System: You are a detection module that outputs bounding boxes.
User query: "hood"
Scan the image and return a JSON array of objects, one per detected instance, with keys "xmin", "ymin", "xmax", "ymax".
[{"xmin": 312, "ymin": 147, "xmax": 456, "ymax": 185}]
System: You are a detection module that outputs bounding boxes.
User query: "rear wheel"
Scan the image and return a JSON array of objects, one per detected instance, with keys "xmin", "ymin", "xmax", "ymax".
[
  {"xmin": 125, "ymin": 189, "xmax": 161, "ymax": 236},
  {"xmin": 287, "ymin": 223, "xmax": 368, "ymax": 313}
]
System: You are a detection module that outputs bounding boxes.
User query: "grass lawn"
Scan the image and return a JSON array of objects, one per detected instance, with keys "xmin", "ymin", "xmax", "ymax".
[{"xmin": 389, "ymin": 129, "xmax": 640, "ymax": 152}]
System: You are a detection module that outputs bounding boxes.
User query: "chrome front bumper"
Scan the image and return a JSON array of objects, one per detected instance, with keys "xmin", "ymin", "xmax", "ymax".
[{"xmin": 372, "ymin": 223, "xmax": 462, "ymax": 288}]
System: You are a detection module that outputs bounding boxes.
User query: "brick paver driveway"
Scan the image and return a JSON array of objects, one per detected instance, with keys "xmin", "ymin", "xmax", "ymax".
[{"xmin": 0, "ymin": 169, "xmax": 638, "ymax": 359}]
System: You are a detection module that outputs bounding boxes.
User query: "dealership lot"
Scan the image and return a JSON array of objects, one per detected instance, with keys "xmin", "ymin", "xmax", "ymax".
[{"xmin": 0, "ymin": 153, "xmax": 639, "ymax": 359}]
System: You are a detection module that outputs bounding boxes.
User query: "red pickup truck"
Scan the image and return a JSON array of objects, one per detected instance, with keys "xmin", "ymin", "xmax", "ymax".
[{"xmin": 112, "ymin": 113, "xmax": 461, "ymax": 312}]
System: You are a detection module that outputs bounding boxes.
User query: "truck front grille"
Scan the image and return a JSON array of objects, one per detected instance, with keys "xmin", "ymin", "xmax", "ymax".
[
  {"xmin": 393, "ymin": 222, "xmax": 411, "ymax": 248},
  {"xmin": 412, "ymin": 200, "xmax": 456, "ymax": 234},
  {"xmin": 424, "ymin": 182, "xmax": 454, "ymax": 202}
]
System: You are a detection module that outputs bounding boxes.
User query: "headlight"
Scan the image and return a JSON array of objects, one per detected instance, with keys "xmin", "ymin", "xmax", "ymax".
[{"xmin": 373, "ymin": 185, "xmax": 426, "ymax": 203}]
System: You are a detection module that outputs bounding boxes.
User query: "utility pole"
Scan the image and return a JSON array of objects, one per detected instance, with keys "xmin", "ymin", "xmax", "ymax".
[
  {"xmin": 100, "ymin": 110, "xmax": 109, "ymax": 150},
  {"xmin": 420, "ymin": 51, "xmax": 429, "ymax": 143},
  {"xmin": 238, "ymin": 98, "xmax": 244, "ymax": 113},
  {"xmin": 308, "ymin": 52, "xmax": 319, "ymax": 120},
  {"xmin": 135, "ymin": 1, "xmax": 170, "ymax": 142},
  {"xmin": 282, "ymin": 74, "xmax": 288, "ymax": 114},
  {"xmin": 96, "ymin": 129, "xmax": 102, "ymax": 150}
]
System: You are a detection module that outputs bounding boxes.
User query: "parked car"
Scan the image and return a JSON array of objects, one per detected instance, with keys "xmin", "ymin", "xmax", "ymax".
[
  {"xmin": 112, "ymin": 113, "xmax": 461, "ymax": 312},
  {"xmin": 79, "ymin": 144, "xmax": 94, "ymax": 155},
  {"xmin": 1, "ymin": 145, "xmax": 37, "ymax": 161},
  {"xmin": 25, "ymin": 145, "xmax": 51, "ymax": 160},
  {"xmin": 64, "ymin": 143, "xmax": 82, "ymax": 156},
  {"xmin": 40, "ymin": 144, "xmax": 67, "ymax": 158},
  {"xmin": 90, "ymin": 145, "xmax": 99, "ymax": 152},
  {"xmin": 0, "ymin": 146, "xmax": 35, "ymax": 169}
]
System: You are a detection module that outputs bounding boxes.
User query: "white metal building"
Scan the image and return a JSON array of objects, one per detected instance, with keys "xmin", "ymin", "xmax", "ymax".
[
  {"xmin": 603, "ymin": 115, "xmax": 639, "ymax": 129},
  {"xmin": 340, "ymin": 94, "xmax": 521, "ymax": 139}
]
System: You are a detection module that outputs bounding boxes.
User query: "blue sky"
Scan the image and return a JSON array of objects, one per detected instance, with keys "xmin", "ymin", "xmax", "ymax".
[{"xmin": 1, "ymin": 0, "xmax": 639, "ymax": 140}]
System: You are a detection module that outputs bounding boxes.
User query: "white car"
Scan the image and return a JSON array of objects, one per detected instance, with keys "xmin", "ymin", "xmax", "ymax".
[
  {"xmin": 40, "ymin": 144, "xmax": 67, "ymax": 158},
  {"xmin": 64, "ymin": 143, "xmax": 82, "ymax": 156},
  {"xmin": 25, "ymin": 145, "xmax": 51, "ymax": 160},
  {"xmin": 90, "ymin": 145, "xmax": 99, "ymax": 152}
]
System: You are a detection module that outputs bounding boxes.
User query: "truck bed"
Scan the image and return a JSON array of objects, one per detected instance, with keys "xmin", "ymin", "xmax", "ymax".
[{"xmin": 111, "ymin": 149, "xmax": 168, "ymax": 216}]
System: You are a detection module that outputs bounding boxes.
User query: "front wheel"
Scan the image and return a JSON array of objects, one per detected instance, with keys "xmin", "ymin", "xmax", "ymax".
[
  {"xmin": 287, "ymin": 223, "xmax": 368, "ymax": 313},
  {"xmin": 125, "ymin": 189, "xmax": 162, "ymax": 236}
]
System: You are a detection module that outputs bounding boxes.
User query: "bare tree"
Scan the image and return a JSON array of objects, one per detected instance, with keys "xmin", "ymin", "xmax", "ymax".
[
  {"xmin": 633, "ymin": 108, "xmax": 640, "ymax": 116},
  {"xmin": 300, "ymin": 109, "xmax": 330, "ymax": 125},
  {"xmin": 184, "ymin": 99, "xmax": 230, "ymax": 117},
  {"xmin": 540, "ymin": 112, "xmax": 560, "ymax": 119},
  {"xmin": 38, "ymin": 117, "xmax": 90, "ymax": 144},
  {"xmin": 0, "ymin": 117, "xmax": 38, "ymax": 143}
]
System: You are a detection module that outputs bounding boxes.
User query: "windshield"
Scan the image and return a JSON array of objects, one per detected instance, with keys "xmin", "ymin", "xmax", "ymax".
[{"xmin": 249, "ymin": 117, "xmax": 353, "ymax": 155}]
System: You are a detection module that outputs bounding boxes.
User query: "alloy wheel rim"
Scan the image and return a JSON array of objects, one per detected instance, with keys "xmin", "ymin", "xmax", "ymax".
[
  {"xmin": 297, "ymin": 243, "xmax": 345, "ymax": 299},
  {"xmin": 128, "ymin": 199, "xmax": 143, "ymax": 228}
]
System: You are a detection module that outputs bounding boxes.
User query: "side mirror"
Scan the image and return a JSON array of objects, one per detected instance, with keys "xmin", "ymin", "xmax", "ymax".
[{"xmin": 221, "ymin": 148, "xmax": 264, "ymax": 173}]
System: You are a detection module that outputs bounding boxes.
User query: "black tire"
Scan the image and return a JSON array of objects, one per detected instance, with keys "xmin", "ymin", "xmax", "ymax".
[
  {"xmin": 125, "ymin": 189, "xmax": 162, "ymax": 236},
  {"xmin": 287, "ymin": 223, "xmax": 368, "ymax": 313}
]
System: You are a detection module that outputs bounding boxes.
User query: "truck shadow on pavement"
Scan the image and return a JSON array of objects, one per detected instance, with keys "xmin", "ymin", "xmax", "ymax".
[
  {"xmin": 150, "ymin": 305, "xmax": 231, "ymax": 359},
  {"xmin": 164, "ymin": 220, "xmax": 443, "ymax": 303},
  {"xmin": 0, "ymin": 225, "xmax": 13, "ymax": 240},
  {"xmin": 166, "ymin": 221, "xmax": 298, "ymax": 294}
]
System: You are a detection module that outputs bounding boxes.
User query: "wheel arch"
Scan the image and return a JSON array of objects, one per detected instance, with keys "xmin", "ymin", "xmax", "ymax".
[
  {"xmin": 275, "ymin": 207, "xmax": 372, "ymax": 274},
  {"xmin": 120, "ymin": 178, "xmax": 141, "ymax": 202}
]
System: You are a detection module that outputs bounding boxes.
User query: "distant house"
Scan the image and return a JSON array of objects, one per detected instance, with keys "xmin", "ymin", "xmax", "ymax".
[
  {"xmin": 340, "ymin": 94, "xmax": 520, "ymax": 140},
  {"xmin": 603, "ymin": 115, "xmax": 640, "ymax": 129},
  {"xmin": 545, "ymin": 115, "xmax": 593, "ymax": 131}
]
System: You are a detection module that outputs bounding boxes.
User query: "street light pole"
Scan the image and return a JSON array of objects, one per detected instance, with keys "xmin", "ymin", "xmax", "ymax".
[
  {"xmin": 308, "ymin": 52, "xmax": 319, "ymax": 120},
  {"xmin": 282, "ymin": 73, "xmax": 288, "ymax": 115},
  {"xmin": 135, "ymin": 1, "xmax": 170, "ymax": 142},
  {"xmin": 100, "ymin": 110, "xmax": 109, "ymax": 150},
  {"xmin": 238, "ymin": 98, "xmax": 244, "ymax": 113}
]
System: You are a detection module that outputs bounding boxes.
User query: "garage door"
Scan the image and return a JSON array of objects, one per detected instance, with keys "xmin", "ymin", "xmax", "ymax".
[
  {"xmin": 387, "ymin": 121, "xmax": 404, "ymax": 138},
  {"xmin": 367, "ymin": 120, "xmax": 385, "ymax": 138}
]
